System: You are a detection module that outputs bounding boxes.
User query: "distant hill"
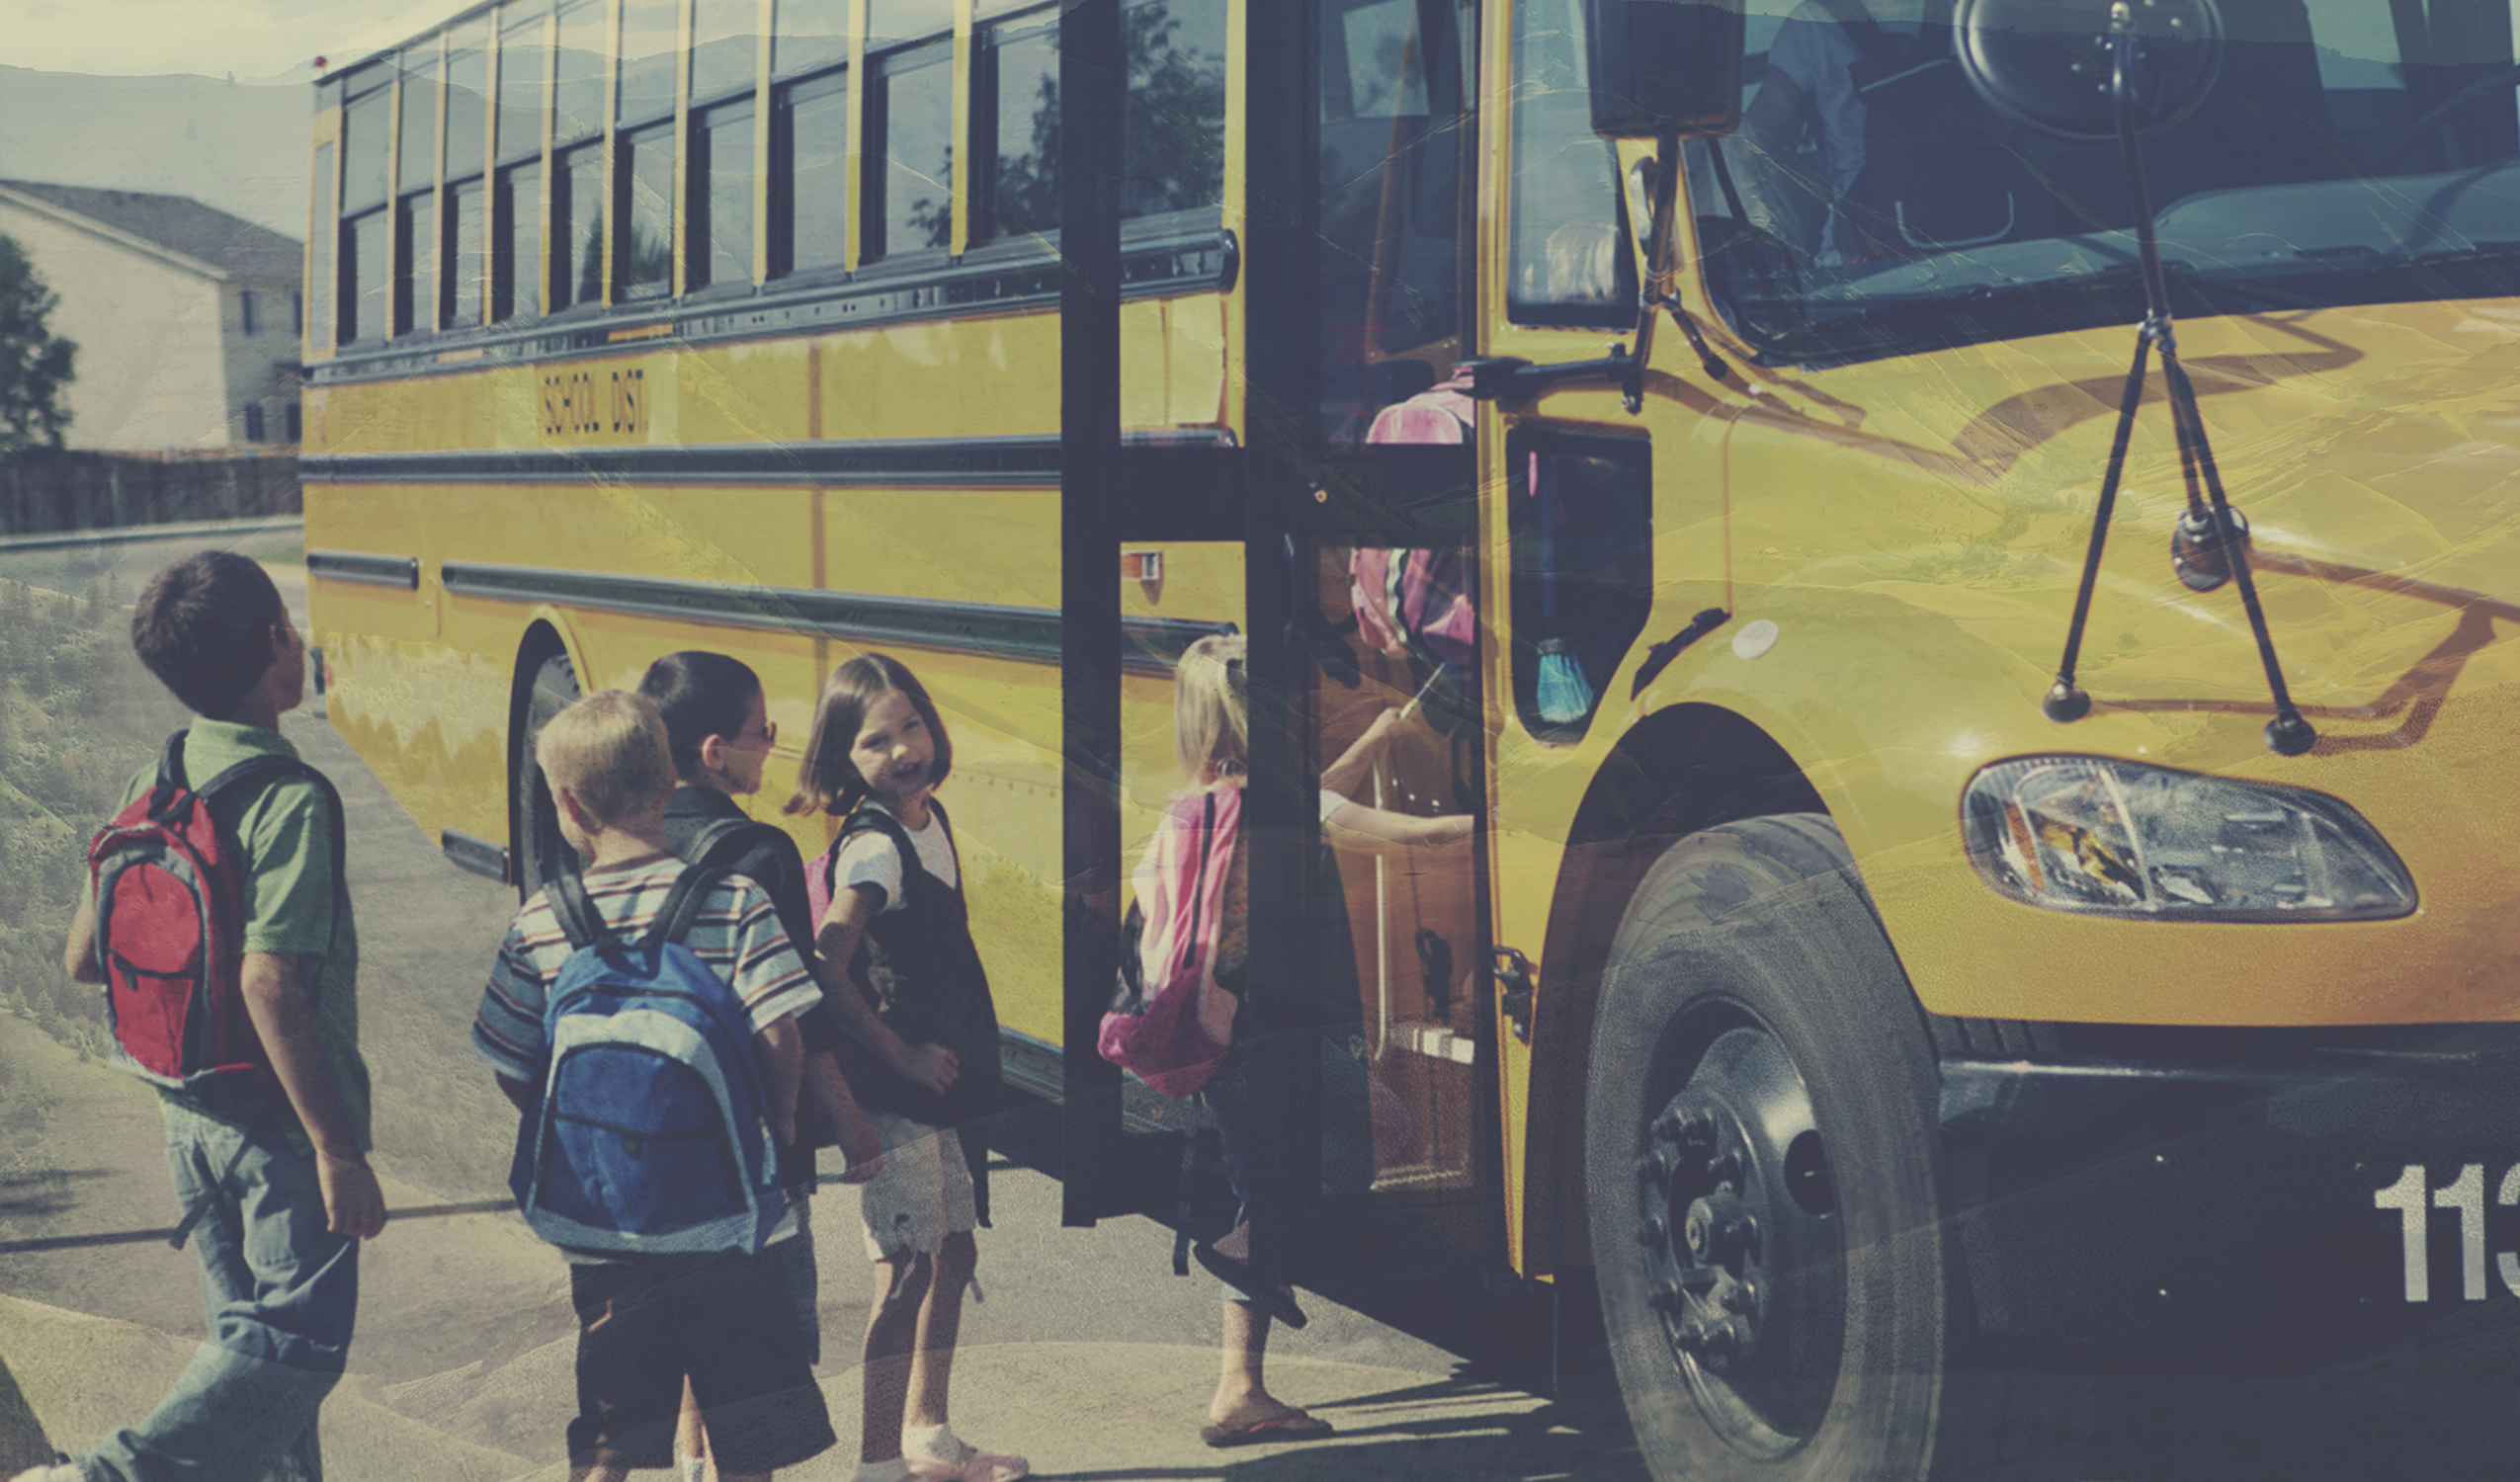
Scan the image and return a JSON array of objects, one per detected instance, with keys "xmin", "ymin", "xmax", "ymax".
[{"xmin": 0, "ymin": 66, "xmax": 310, "ymax": 240}]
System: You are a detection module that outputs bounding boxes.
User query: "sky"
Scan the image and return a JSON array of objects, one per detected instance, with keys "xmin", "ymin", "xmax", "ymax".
[{"xmin": 1, "ymin": 0, "xmax": 452, "ymax": 83}]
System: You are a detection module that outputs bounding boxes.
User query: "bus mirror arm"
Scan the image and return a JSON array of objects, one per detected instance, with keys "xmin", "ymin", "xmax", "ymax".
[
  {"xmin": 1460, "ymin": 138, "xmax": 1694, "ymax": 415},
  {"xmin": 1624, "ymin": 130, "xmax": 1692, "ymax": 409},
  {"xmin": 1459, "ymin": 347, "xmax": 1642, "ymax": 408}
]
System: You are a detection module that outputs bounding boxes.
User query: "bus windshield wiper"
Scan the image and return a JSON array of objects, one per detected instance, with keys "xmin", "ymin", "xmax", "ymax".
[{"xmin": 1798, "ymin": 262, "xmax": 2154, "ymax": 333}]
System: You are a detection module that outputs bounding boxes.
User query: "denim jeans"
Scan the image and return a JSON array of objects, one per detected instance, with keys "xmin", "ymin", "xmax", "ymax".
[{"xmin": 79, "ymin": 1099, "xmax": 359, "ymax": 1482}]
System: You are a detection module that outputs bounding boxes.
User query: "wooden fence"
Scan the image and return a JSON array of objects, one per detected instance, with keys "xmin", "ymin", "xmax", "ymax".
[{"xmin": 0, "ymin": 451, "xmax": 299, "ymax": 537}]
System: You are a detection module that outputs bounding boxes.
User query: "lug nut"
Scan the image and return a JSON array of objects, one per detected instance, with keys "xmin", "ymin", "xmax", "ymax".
[{"xmin": 1638, "ymin": 1147, "xmax": 1677, "ymax": 1188}]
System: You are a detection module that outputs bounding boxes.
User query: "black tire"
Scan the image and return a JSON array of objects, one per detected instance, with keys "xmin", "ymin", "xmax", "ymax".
[
  {"xmin": 1586, "ymin": 813, "xmax": 1955, "ymax": 1482},
  {"xmin": 512, "ymin": 644, "xmax": 582, "ymax": 899}
]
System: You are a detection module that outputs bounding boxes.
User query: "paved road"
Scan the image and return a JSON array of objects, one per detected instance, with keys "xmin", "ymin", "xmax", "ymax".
[{"xmin": 0, "ymin": 526, "xmax": 1652, "ymax": 1482}]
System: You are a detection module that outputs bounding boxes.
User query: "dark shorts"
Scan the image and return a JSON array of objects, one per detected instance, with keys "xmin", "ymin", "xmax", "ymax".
[{"xmin": 566, "ymin": 1246, "xmax": 836, "ymax": 1474}]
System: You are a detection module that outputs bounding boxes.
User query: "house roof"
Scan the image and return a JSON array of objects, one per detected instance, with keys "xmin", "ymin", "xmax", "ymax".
[{"xmin": 0, "ymin": 180, "xmax": 300, "ymax": 283}]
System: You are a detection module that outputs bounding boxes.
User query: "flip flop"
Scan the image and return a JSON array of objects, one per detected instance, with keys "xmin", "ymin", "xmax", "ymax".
[
  {"xmin": 1193, "ymin": 1242, "xmax": 1308, "ymax": 1329},
  {"xmin": 1201, "ymin": 1411, "xmax": 1334, "ymax": 1448}
]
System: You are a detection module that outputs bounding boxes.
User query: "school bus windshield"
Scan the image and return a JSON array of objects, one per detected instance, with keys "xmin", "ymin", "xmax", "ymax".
[{"xmin": 1682, "ymin": 0, "xmax": 2520, "ymax": 365}]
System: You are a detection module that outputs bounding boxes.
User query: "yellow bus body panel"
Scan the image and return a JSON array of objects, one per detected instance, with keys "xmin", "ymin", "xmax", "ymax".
[
  {"xmin": 1568, "ymin": 298, "xmax": 2520, "ymax": 1029},
  {"xmin": 306, "ymin": 296, "xmax": 1241, "ymax": 1055}
]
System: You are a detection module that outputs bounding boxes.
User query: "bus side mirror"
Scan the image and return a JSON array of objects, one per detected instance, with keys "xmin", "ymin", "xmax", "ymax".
[{"xmin": 1584, "ymin": 0, "xmax": 1748, "ymax": 139}]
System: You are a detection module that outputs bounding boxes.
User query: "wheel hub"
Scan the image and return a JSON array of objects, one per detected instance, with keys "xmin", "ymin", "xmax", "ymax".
[{"xmin": 1635, "ymin": 1024, "xmax": 1843, "ymax": 1456}]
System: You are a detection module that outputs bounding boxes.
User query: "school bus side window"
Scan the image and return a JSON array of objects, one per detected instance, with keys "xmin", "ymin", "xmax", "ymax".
[
  {"xmin": 339, "ymin": 73, "xmax": 391, "ymax": 344},
  {"xmin": 492, "ymin": 160, "xmax": 542, "ymax": 319},
  {"xmin": 619, "ymin": 120, "xmax": 677, "ymax": 299},
  {"xmin": 394, "ymin": 43, "xmax": 442, "ymax": 337},
  {"xmin": 688, "ymin": 0, "xmax": 759, "ymax": 291},
  {"xmin": 981, "ymin": 10, "xmax": 1061, "ymax": 244},
  {"xmin": 1122, "ymin": 0, "xmax": 1227, "ymax": 221},
  {"xmin": 616, "ymin": 0, "xmax": 680, "ymax": 300},
  {"xmin": 444, "ymin": 21, "xmax": 490, "ymax": 329},
  {"xmin": 771, "ymin": 67, "xmax": 851, "ymax": 278},
  {"xmin": 693, "ymin": 0, "xmax": 758, "ymax": 99},
  {"xmin": 692, "ymin": 101, "xmax": 757, "ymax": 291},
  {"xmin": 552, "ymin": 0, "xmax": 607, "ymax": 143},
  {"xmin": 552, "ymin": 141, "xmax": 606, "ymax": 310},
  {"xmin": 870, "ymin": 38, "xmax": 957, "ymax": 262},
  {"xmin": 548, "ymin": 0, "xmax": 607, "ymax": 309},
  {"xmin": 491, "ymin": 4, "xmax": 546, "ymax": 322}
]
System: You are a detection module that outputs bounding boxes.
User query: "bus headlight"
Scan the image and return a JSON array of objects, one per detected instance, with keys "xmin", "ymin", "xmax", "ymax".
[{"xmin": 1961, "ymin": 756, "xmax": 2416, "ymax": 921}]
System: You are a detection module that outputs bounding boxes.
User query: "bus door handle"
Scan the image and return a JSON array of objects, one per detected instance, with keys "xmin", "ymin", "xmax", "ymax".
[{"xmin": 1491, "ymin": 946, "xmax": 1537, "ymax": 1044}]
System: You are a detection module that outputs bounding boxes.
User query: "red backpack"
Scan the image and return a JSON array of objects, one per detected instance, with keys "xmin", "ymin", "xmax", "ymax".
[{"xmin": 87, "ymin": 731, "xmax": 345, "ymax": 1097}]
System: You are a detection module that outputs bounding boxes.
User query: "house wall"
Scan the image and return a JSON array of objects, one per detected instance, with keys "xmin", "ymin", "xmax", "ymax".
[
  {"xmin": 220, "ymin": 276, "xmax": 304, "ymax": 445},
  {"xmin": 0, "ymin": 196, "xmax": 232, "ymax": 451}
]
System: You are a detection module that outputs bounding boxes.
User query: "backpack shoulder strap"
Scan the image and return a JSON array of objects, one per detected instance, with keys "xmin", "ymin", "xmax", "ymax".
[
  {"xmin": 146, "ymin": 730, "xmax": 191, "ymax": 819},
  {"xmin": 686, "ymin": 814, "xmax": 785, "ymax": 871},
  {"xmin": 189, "ymin": 752, "xmax": 352, "ymax": 950},
  {"xmin": 547, "ymin": 868, "xmax": 609, "ymax": 951},
  {"xmin": 645, "ymin": 864, "xmax": 729, "ymax": 949}
]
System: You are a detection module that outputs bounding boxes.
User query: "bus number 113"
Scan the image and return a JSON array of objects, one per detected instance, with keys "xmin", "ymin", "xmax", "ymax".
[{"xmin": 2374, "ymin": 1163, "xmax": 2520, "ymax": 1302}]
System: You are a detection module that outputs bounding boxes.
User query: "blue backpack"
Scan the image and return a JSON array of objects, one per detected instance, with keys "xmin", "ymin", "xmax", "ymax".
[{"xmin": 509, "ymin": 864, "xmax": 789, "ymax": 1257}]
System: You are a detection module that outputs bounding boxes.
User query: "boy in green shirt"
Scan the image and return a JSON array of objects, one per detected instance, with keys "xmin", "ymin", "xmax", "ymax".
[{"xmin": 19, "ymin": 552, "xmax": 383, "ymax": 1482}]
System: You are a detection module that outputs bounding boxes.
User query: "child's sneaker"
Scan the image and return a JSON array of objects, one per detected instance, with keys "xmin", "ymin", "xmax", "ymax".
[{"xmin": 902, "ymin": 1432, "xmax": 1027, "ymax": 1482}]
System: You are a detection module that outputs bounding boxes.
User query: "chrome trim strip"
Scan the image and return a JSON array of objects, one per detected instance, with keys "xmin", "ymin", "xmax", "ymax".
[
  {"xmin": 298, "ymin": 429, "xmax": 1237, "ymax": 487},
  {"xmin": 301, "ymin": 437, "xmax": 1062, "ymax": 488},
  {"xmin": 306, "ymin": 549, "xmax": 421, "ymax": 589},
  {"xmin": 435, "ymin": 558, "xmax": 1232, "ymax": 675}
]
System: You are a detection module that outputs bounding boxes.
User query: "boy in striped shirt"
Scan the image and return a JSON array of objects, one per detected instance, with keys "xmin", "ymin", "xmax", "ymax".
[{"xmin": 473, "ymin": 690, "xmax": 835, "ymax": 1482}]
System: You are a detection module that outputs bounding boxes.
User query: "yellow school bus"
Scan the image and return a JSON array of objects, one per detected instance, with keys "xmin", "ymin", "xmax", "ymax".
[{"xmin": 301, "ymin": 0, "xmax": 2520, "ymax": 1474}]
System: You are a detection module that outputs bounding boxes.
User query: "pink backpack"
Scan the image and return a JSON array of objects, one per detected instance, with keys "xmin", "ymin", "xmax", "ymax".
[
  {"xmin": 1098, "ymin": 787, "xmax": 1239, "ymax": 1099},
  {"xmin": 1349, "ymin": 547, "xmax": 1475, "ymax": 665}
]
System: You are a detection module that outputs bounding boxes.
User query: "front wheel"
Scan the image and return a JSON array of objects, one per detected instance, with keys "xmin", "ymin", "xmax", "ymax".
[{"xmin": 1585, "ymin": 814, "xmax": 1956, "ymax": 1481}]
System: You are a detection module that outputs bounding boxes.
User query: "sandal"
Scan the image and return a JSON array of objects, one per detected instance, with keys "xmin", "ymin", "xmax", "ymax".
[{"xmin": 1201, "ymin": 1411, "xmax": 1334, "ymax": 1448}]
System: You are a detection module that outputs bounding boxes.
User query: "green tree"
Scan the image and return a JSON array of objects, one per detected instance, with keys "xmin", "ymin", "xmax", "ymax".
[{"xmin": 0, "ymin": 235, "xmax": 75, "ymax": 456}]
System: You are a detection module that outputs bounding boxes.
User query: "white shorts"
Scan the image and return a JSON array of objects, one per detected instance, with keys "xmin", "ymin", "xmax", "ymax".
[{"xmin": 857, "ymin": 1111, "xmax": 977, "ymax": 1260}]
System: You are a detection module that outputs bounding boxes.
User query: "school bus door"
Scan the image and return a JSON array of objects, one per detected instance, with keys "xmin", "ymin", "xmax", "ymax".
[{"xmin": 1293, "ymin": 0, "xmax": 1497, "ymax": 1260}]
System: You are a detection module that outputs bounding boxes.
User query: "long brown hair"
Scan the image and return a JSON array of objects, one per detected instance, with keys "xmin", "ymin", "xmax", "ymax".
[{"xmin": 783, "ymin": 652, "xmax": 955, "ymax": 817}]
